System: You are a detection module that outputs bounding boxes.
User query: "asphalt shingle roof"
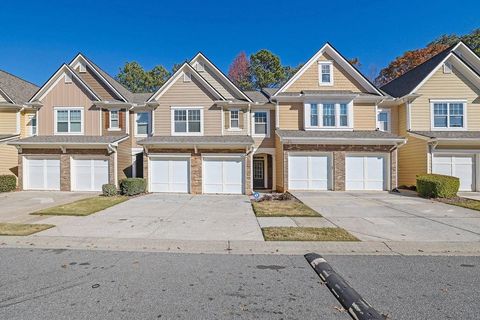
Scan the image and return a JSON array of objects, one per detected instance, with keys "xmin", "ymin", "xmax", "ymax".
[
  {"xmin": 9, "ymin": 135, "xmax": 128, "ymax": 145},
  {"xmin": 244, "ymin": 90, "xmax": 270, "ymax": 103},
  {"xmin": 138, "ymin": 135, "xmax": 254, "ymax": 145},
  {"xmin": 0, "ymin": 134, "xmax": 19, "ymax": 142},
  {"xmin": 0, "ymin": 70, "xmax": 38, "ymax": 104},
  {"xmin": 276, "ymin": 129, "xmax": 404, "ymax": 140},
  {"xmin": 411, "ymin": 131, "xmax": 480, "ymax": 139}
]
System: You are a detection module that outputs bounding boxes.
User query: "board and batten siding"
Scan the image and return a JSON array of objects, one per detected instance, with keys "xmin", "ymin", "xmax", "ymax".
[
  {"xmin": 37, "ymin": 78, "xmax": 101, "ymax": 136},
  {"xmin": 76, "ymin": 66, "xmax": 118, "ymax": 101},
  {"xmin": 196, "ymin": 65, "xmax": 235, "ymax": 100},
  {"xmin": 153, "ymin": 76, "xmax": 222, "ymax": 136},
  {"xmin": 410, "ymin": 66, "xmax": 480, "ymax": 130},
  {"xmin": 285, "ymin": 53, "xmax": 367, "ymax": 93},
  {"xmin": 397, "ymin": 134, "xmax": 428, "ymax": 187},
  {"xmin": 0, "ymin": 110, "xmax": 17, "ymax": 134}
]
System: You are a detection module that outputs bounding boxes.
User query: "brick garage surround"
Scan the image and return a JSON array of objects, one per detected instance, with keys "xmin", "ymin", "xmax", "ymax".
[
  {"xmin": 282, "ymin": 144, "xmax": 397, "ymax": 191},
  {"xmin": 18, "ymin": 148, "xmax": 115, "ymax": 191},
  {"xmin": 145, "ymin": 148, "xmax": 251, "ymax": 194}
]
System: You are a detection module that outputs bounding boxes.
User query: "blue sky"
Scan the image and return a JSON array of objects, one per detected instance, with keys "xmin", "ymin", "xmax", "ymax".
[{"xmin": 0, "ymin": 0, "xmax": 478, "ymax": 86}]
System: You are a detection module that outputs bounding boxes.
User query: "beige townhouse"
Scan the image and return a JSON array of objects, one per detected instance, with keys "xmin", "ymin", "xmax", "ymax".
[
  {"xmin": 8, "ymin": 54, "xmax": 158, "ymax": 191},
  {"xmin": 0, "ymin": 70, "xmax": 38, "ymax": 179},
  {"xmin": 380, "ymin": 41, "xmax": 480, "ymax": 191}
]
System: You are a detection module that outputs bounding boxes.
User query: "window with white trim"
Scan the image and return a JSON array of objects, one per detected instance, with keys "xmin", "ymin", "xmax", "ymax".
[
  {"xmin": 377, "ymin": 109, "xmax": 391, "ymax": 132},
  {"xmin": 306, "ymin": 102, "xmax": 351, "ymax": 129},
  {"xmin": 433, "ymin": 102, "xmax": 465, "ymax": 129},
  {"xmin": 28, "ymin": 114, "xmax": 37, "ymax": 136},
  {"xmin": 55, "ymin": 108, "xmax": 83, "ymax": 134},
  {"xmin": 318, "ymin": 61, "xmax": 333, "ymax": 85},
  {"xmin": 109, "ymin": 110, "xmax": 119, "ymax": 129},
  {"xmin": 252, "ymin": 111, "xmax": 269, "ymax": 137},
  {"xmin": 230, "ymin": 110, "xmax": 239, "ymax": 128},
  {"xmin": 135, "ymin": 112, "xmax": 150, "ymax": 136},
  {"xmin": 173, "ymin": 108, "xmax": 202, "ymax": 134}
]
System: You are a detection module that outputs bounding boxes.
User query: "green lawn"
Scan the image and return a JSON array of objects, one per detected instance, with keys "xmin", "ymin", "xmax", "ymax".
[
  {"xmin": 252, "ymin": 199, "xmax": 320, "ymax": 217},
  {"xmin": 262, "ymin": 227, "xmax": 359, "ymax": 241},
  {"xmin": 438, "ymin": 197, "xmax": 480, "ymax": 211},
  {"xmin": 0, "ymin": 223, "xmax": 54, "ymax": 236},
  {"xmin": 31, "ymin": 196, "xmax": 128, "ymax": 216}
]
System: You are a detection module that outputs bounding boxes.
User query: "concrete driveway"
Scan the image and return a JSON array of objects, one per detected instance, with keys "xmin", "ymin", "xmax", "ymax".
[
  {"xmin": 0, "ymin": 191, "xmax": 95, "ymax": 223},
  {"xmin": 292, "ymin": 191, "xmax": 480, "ymax": 242},
  {"xmin": 36, "ymin": 194, "xmax": 264, "ymax": 241}
]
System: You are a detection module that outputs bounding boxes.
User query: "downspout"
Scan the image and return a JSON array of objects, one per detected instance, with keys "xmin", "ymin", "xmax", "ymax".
[
  {"xmin": 428, "ymin": 139, "xmax": 439, "ymax": 174},
  {"xmin": 406, "ymin": 100, "xmax": 412, "ymax": 131},
  {"xmin": 389, "ymin": 140, "xmax": 407, "ymax": 191}
]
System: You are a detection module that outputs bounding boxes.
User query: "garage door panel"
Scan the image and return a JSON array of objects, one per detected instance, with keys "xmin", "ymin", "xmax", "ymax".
[
  {"xmin": 25, "ymin": 158, "xmax": 60, "ymax": 190},
  {"xmin": 170, "ymin": 160, "xmax": 189, "ymax": 192},
  {"xmin": 433, "ymin": 155, "xmax": 474, "ymax": 191},
  {"xmin": 203, "ymin": 158, "xmax": 243, "ymax": 194},
  {"xmin": 288, "ymin": 155, "xmax": 330, "ymax": 191},
  {"xmin": 72, "ymin": 159, "xmax": 109, "ymax": 191},
  {"xmin": 150, "ymin": 158, "xmax": 189, "ymax": 193},
  {"xmin": 346, "ymin": 155, "xmax": 386, "ymax": 191}
]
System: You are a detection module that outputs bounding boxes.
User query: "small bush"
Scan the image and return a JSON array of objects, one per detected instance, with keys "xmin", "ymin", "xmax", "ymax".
[
  {"xmin": 0, "ymin": 175, "xmax": 17, "ymax": 192},
  {"xmin": 102, "ymin": 184, "xmax": 117, "ymax": 197},
  {"xmin": 416, "ymin": 174, "xmax": 459, "ymax": 199},
  {"xmin": 120, "ymin": 178, "xmax": 146, "ymax": 196}
]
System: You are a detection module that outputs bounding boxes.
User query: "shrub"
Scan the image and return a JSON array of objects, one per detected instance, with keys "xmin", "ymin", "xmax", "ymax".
[
  {"xmin": 102, "ymin": 184, "xmax": 117, "ymax": 197},
  {"xmin": 416, "ymin": 174, "xmax": 459, "ymax": 199},
  {"xmin": 120, "ymin": 178, "xmax": 146, "ymax": 196},
  {"xmin": 0, "ymin": 175, "xmax": 17, "ymax": 192}
]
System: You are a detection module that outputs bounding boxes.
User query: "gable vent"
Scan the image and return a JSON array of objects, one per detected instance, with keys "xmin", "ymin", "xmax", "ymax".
[
  {"xmin": 443, "ymin": 62, "xmax": 452, "ymax": 74},
  {"xmin": 195, "ymin": 62, "xmax": 205, "ymax": 72},
  {"xmin": 184, "ymin": 72, "xmax": 192, "ymax": 82},
  {"xmin": 64, "ymin": 72, "xmax": 72, "ymax": 84}
]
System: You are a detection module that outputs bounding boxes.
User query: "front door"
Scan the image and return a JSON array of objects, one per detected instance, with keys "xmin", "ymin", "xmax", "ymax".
[{"xmin": 253, "ymin": 158, "xmax": 265, "ymax": 189}]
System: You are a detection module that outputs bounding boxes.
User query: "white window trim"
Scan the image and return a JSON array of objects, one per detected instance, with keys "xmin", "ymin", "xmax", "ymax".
[
  {"xmin": 377, "ymin": 108, "xmax": 391, "ymax": 133},
  {"xmin": 251, "ymin": 110, "xmax": 270, "ymax": 138},
  {"xmin": 229, "ymin": 108, "xmax": 241, "ymax": 130},
  {"xmin": 170, "ymin": 106, "xmax": 204, "ymax": 136},
  {"xmin": 54, "ymin": 107, "xmax": 84, "ymax": 135},
  {"xmin": 108, "ymin": 109, "xmax": 121, "ymax": 131},
  {"xmin": 28, "ymin": 114, "xmax": 37, "ymax": 136},
  {"xmin": 318, "ymin": 61, "xmax": 334, "ymax": 86},
  {"xmin": 134, "ymin": 112, "xmax": 151, "ymax": 137},
  {"xmin": 304, "ymin": 101, "xmax": 353, "ymax": 130},
  {"xmin": 430, "ymin": 100, "xmax": 468, "ymax": 131}
]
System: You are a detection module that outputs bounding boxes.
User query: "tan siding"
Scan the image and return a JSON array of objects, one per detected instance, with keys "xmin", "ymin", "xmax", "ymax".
[
  {"xmin": 398, "ymin": 135, "xmax": 428, "ymax": 186},
  {"xmin": 38, "ymin": 78, "xmax": 101, "ymax": 135},
  {"xmin": 278, "ymin": 103, "xmax": 303, "ymax": 130},
  {"xmin": 398, "ymin": 103, "xmax": 407, "ymax": 135},
  {"xmin": 0, "ymin": 144, "xmax": 18, "ymax": 177},
  {"xmin": 197, "ymin": 65, "xmax": 235, "ymax": 99},
  {"xmin": 117, "ymin": 138, "xmax": 133, "ymax": 181},
  {"xmin": 153, "ymin": 76, "xmax": 222, "ymax": 136},
  {"xmin": 76, "ymin": 66, "xmax": 118, "ymax": 101},
  {"xmin": 254, "ymin": 109, "xmax": 276, "ymax": 148},
  {"xmin": 286, "ymin": 53, "xmax": 367, "ymax": 93},
  {"xmin": 411, "ymin": 66, "xmax": 480, "ymax": 130},
  {"xmin": 0, "ymin": 110, "xmax": 17, "ymax": 134},
  {"xmin": 390, "ymin": 105, "xmax": 399, "ymax": 135},
  {"xmin": 353, "ymin": 103, "xmax": 376, "ymax": 130},
  {"xmin": 275, "ymin": 134, "xmax": 284, "ymax": 192}
]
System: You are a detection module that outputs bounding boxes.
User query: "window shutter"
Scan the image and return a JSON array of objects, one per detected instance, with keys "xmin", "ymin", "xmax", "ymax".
[
  {"xmin": 119, "ymin": 110, "xmax": 124, "ymax": 129},
  {"xmin": 239, "ymin": 110, "xmax": 244, "ymax": 129},
  {"xmin": 224, "ymin": 110, "xmax": 230, "ymax": 129},
  {"xmin": 104, "ymin": 110, "xmax": 109, "ymax": 129}
]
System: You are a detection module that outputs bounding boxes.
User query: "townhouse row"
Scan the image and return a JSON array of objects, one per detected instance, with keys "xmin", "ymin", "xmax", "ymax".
[{"xmin": 1, "ymin": 41, "xmax": 480, "ymax": 194}]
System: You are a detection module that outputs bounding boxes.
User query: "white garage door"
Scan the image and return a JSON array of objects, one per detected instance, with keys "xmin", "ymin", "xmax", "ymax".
[
  {"xmin": 150, "ymin": 157, "xmax": 189, "ymax": 193},
  {"xmin": 288, "ymin": 154, "xmax": 330, "ymax": 190},
  {"xmin": 203, "ymin": 157, "xmax": 243, "ymax": 194},
  {"xmin": 346, "ymin": 155, "xmax": 386, "ymax": 190},
  {"xmin": 432, "ymin": 154, "xmax": 475, "ymax": 191},
  {"xmin": 25, "ymin": 158, "xmax": 60, "ymax": 190},
  {"xmin": 72, "ymin": 159, "xmax": 109, "ymax": 191}
]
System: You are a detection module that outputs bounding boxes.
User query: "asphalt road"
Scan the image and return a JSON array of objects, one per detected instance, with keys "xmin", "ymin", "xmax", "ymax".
[{"xmin": 0, "ymin": 248, "xmax": 479, "ymax": 320}]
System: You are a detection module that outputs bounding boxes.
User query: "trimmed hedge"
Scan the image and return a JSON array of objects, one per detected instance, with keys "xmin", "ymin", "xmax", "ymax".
[
  {"xmin": 102, "ymin": 184, "xmax": 117, "ymax": 197},
  {"xmin": 0, "ymin": 175, "xmax": 17, "ymax": 192},
  {"xmin": 120, "ymin": 178, "xmax": 146, "ymax": 196},
  {"xmin": 416, "ymin": 174, "xmax": 459, "ymax": 199}
]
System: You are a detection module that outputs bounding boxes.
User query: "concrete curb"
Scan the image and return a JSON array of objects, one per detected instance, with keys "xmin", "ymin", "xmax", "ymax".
[{"xmin": 305, "ymin": 253, "xmax": 384, "ymax": 320}]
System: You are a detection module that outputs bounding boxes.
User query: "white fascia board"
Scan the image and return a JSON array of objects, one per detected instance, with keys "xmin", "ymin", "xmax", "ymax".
[
  {"xmin": 190, "ymin": 53, "xmax": 253, "ymax": 102},
  {"xmin": 69, "ymin": 54, "xmax": 128, "ymax": 102},
  {"xmin": 0, "ymin": 87, "xmax": 14, "ymax": 103}
]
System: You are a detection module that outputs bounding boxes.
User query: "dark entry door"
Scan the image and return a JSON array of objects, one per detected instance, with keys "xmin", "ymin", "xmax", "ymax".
[{"xmin": 253, "ymin": 159, "xmax": 265, "ymax": 189}]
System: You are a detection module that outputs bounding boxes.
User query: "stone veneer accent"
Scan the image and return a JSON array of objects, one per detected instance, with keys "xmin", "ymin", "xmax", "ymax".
[
  {"xmin": 282, "ymin": 144, "xmax": 397, "ymax": 191},
  {"xmin": 18, "ymin": 148, "xmax": 115, "ymax": 191},
  {"xmin": 145, "ymin": 148, "xmax": 251, "ymax": 194}
]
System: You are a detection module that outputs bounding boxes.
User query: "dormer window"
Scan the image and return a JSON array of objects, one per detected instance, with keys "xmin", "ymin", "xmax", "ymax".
[{"xmin": 318, "ymin": 61, "xmax": 333, "ymax": 85}]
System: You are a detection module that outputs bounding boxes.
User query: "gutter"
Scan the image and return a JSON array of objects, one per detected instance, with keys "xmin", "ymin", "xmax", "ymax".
[{"xmin": 279, "ymin": 136, "xmax": 406, "ymax": 145}]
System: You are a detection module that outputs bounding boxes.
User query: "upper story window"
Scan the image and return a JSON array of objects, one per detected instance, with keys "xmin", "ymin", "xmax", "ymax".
[
  {"xmin": 135, "ymin": 112, "xmax": 150, "ymax": 137},
  {"xmin": 318, "ymin": 61, "xmax": 333, "ymax": 85},
  {"xmin": 377, "ymin": 109, "xmax": 391, "ymax": 132},
  {"xmin": 172, "ymin": 107, "xmax": 203, "ymax": 135},
  {"xmin": 28, "ymin": 114, "xmax": 37, "ymax": 136},
  {"xmin": 432, "ymin": 101, "xmax": 466, "ymax": 129},
  {"xmin": 55, "ymin": 107, "xmax": 83, "ymax": 135},
  {"xmin": 306, "ymin": 102, "xmax": 352, "ymax": 129},
  {"xmin": 230, "ymin": 109, "xmax": 239, "ymax": 129},
  {"xmin": 109, "ymin": 110, "xmax": 120, "ymax": 130},
  {"xmin": 252, "ymin": 110, "xmax": 270, "ymax": 137}
]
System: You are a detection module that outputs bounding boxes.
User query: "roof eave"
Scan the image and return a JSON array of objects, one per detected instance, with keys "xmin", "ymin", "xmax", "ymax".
[{"xmin": 278, "ymin": 136, "xmax": 406, "ymax": 145}]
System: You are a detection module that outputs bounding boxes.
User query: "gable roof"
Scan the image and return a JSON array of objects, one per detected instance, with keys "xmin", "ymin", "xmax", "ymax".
[
  {"xmin": 0, "ymin": 69, "xmax": 38, "ymax": 104},
  {"xmin": 274, "ymin": 42, "xmax": 383, "ymax": 96},
  {"xmin": 30, "ymin": 64, "xmax": 102, "ymax": 102},
  {"xmin": 380, "ymin": 42, "xmax": 480, "ymax": 98},
  {"xmin": 147, "ymin": 62, "xmax": 225, "ymax": 101},
  {"xmin": 190, "ymin": 52, "xmax": 252, "ymax": 102}
]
